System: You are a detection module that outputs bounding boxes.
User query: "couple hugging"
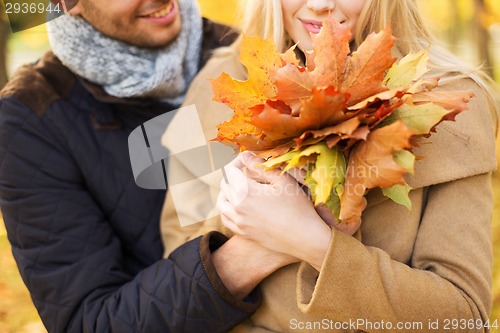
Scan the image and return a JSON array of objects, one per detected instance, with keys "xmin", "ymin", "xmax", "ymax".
[{"xmin": 0, "ymin": 0, "xmax": 497, "ymax": 332}]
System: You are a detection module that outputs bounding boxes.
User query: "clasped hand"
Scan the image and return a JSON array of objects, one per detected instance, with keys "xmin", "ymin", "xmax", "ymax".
[{"xmin": 217, "ymin": 152, "xmax": 332, "ymax": 270}]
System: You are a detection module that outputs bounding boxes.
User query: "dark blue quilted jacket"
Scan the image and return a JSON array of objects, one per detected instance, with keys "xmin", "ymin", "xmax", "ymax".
[{"xmin": 0, "ymin": 20, "xmax": 259, "ymax": 333}]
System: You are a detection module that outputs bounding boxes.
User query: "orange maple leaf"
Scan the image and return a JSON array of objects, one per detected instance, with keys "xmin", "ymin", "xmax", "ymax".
[
  {"xmin": 250, "ymin": 87, "xmax": 349, "ymax": 142},
  {"xmin": 210, "ymin": 35, "xmax": 282, "ymax": 114},
  {"xmin": 211, "ymin": 19, "xmax": 398, "ymax": 149},
  {"xmin": 339, "ymin": 28, "xmax": 396, "ymax": 105},
  {"xmin": 339, "ymin": 121, "xmax": 414, "ymax": 224},
  {"xmin": 309, "ymin": 18, "xmax": 351, "ymax": 89},
  {"xmin": 210, "ymin": 17, "xmax": 472, "ymax": 230}
]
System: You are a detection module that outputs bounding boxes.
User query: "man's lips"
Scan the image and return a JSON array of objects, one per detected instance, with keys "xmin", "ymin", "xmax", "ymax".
[
  {"xmin": 140, "ymin": 1, "xmax": 177, "ymax": 23},
  {"xmin": 300, "ymin": 19, "xmax": 323, "ymax": 34}
]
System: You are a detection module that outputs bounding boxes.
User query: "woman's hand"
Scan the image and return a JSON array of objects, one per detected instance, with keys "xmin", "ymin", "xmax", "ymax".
[
  {"xmin": 286, "ymin": 167, "xmax": 361, "ymax": 235},
  {"xmin": 217, "ymin": 152, "xmax": 332, "ymax": 270}
]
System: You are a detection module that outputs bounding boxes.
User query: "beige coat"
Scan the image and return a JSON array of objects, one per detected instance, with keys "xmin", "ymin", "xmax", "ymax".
[{"xmin": 161, "ymin": 51, "xmax": 498, "ymax": 332}]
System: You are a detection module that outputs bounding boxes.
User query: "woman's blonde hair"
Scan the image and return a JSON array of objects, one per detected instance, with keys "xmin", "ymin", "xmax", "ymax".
[{"xmin": 232, "ymin": 0, "xmax": 498, "ymax": 126}]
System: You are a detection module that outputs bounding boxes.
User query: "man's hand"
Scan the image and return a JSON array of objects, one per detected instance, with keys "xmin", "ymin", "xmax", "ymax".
[
  {"xmin": 212, "ymin": 235, "xmax": 298, "ymax": 300},
  {"xmin": 217, "ymin": 153, "xmax": 332, "ymax": 272}
]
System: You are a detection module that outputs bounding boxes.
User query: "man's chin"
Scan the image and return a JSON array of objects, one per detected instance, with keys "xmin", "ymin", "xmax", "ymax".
[
  {"xmin": 135, "ymin": 35, "xmax": 180, "ymax": 49},
  {"xmin": 111, "ymin": 29, "xmax": 182, "ymax": 49},
  {"xmin": 131, "ymin": 20, "xmax": 182, "ymax": 49}
]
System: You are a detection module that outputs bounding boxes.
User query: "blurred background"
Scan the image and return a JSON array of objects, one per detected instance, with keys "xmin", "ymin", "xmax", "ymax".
[{"xmin": 0, "ymin": 0, "xmax": 498, "ymax": 332}]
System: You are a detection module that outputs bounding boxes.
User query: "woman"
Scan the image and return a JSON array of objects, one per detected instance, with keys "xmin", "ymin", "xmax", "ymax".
[{"xmin": 162, "ymin": 0, "xmax": 499, "ymax": 331}]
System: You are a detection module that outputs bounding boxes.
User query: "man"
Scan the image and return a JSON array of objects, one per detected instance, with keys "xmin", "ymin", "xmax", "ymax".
[{"xmin": 0, "ymin": 0, "xmax": 294, "ymax": 332}]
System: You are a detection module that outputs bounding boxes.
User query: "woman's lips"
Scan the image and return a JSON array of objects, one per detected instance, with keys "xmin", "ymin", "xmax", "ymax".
[
  {"xmin": 300, "ymin": 19, "xmax": 323, "ymax": 34},
  {"xmin": 140, "ymin": 1, "xmax": 178, "ymax": 25}
]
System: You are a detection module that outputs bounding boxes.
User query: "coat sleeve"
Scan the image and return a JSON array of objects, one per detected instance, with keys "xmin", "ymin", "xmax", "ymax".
[
  {"xmin": 295, "ymin": 76, "xmax": 496, "ymax": 332},
  {"xmin": 0, "ymin": 97, "xmax": 259, "ymax": 333},
  {"xmin": 296, "ymin": 173, "xmax": 493, "ymax": 332}
]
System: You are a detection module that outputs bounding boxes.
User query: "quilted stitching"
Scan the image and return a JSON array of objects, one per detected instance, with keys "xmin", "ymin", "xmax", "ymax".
[
  {"xmin": 0, "ymin": 20, "xmax": 251, "ymax": 331},
  {"xmin": 0, "ymin": 59, "xmax": 255, "ymax": 332}
]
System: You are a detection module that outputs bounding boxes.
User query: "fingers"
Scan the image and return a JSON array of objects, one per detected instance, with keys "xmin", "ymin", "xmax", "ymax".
[
  {"xmin": 227, "ymin": 152, "xmax": 246, "ymax": 170},
  {"xmin": 314, "ymin": 204, "xmax": 337, "ymax": 227},
  {"xmin": 240, "ymin": 152, "xmax": 297, "ymax": 187},
  {"xmin": 216, "ymin": 191, "xmax": 243, "ymax": 235},
  {"xmin": 222, "ymin": 152, "xmax": 307, "ymax": 208},
  {"xmin": 286, "ymin": 167, "xmax": 307, "ymax": 185},
  {"xmin": 221, "ymin": 162, "xmax": 251, "ymax": 206},
  {"xmin": 239, "ymin": 152, "xmax": 274, "ymax": 185},
  {"xmin": 226, "ymin": 151, "xmax": 299, "ymax": 189}
]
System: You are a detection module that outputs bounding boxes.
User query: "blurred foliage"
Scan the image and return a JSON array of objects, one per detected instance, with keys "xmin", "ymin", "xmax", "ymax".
[
  {"xmin": 0, "ymin": 224, "xmax": 46, "ymax": 333},
  {"xmin": 0, "ymin": 0, "xmax": 499, "ymax": 332},
  {"xmin": 198, "ymin": 0, "xmax": 238, "ymax": 26},
  {"xmin": 417, "ymin": 0, "xmax": 500, "ymax": 79}
]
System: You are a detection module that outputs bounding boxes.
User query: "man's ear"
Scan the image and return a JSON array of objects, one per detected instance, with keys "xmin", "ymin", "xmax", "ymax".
[
  {"xmin": 66, "ymin": 0, "xmax": 83, "ymax": 15},
  {"xmin": 53, "ymin": 0, "xmax": 82, "ymax": 15},
  {"xmin": 67, "ymin": 2, "xmax": 83, "ymax": 15}
]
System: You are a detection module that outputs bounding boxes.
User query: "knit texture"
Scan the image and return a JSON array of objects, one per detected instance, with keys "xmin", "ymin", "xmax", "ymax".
[{"xmin": 47, "ymin": 0, "xmax": 202, "ymax": 105}]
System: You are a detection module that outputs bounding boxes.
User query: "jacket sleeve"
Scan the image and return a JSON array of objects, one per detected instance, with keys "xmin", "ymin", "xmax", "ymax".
[{"xmin": 0, "ymin": 97, "xmax": 259, "ymax": 333}]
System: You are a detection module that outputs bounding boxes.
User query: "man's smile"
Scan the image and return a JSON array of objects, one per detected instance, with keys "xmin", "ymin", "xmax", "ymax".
[{"xmin": 141, "ymin": 2, "xmax": 175, "ymax": 18}]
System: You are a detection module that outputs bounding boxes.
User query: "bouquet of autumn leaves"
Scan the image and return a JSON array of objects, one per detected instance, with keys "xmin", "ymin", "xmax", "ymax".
[{"xmin": 210, "ymin": 18, "xmax": 473, "ymax": 233}]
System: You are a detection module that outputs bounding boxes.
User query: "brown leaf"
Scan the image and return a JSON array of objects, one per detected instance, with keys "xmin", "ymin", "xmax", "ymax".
[
  {"xmin": 348, "ymin": 88, "xmax": 405, "ymax": 110},
  {"xmin": 250, "ymin": 87, "xmax": 348, "ymax": 142},
  {"xmin": 296, "ymin": 117, "xmax": 361, "ymax": 147},
  {"xmin": 340, "ymin": 28, "xmax": 396, "ymax": 105},
  {"xmin": 407, "ymin": 78, "xmax": 439, "ymax": 94},
  {"xmin": 412, "ymin": 90, "xmax": 475, "ymax": 111},
  {"xmin": 255, "ymin": 141, "xmax": 297, "ymax": 159},
  {"xmin": 309, "ymin": 19, "xmax": 351, "ymax": 89},
  {"xmin": 364, "ymin": 100, "xmax": 405, "ymax": 127},
  {"xmin": 339, "ymin": 121, "xmax": 414, "ymax": 224},
  {"xmin": 275, "ymin": 63, "xmax": 313, "ymax": 102},
  {"xmin": 331, "ymin": 126, "xmax": 371, "ymax": 151}
]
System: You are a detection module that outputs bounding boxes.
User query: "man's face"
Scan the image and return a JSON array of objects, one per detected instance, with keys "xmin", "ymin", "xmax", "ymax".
[{"xmin": 70, "ymin": 0, "xmax": 182, "ymax": 48}]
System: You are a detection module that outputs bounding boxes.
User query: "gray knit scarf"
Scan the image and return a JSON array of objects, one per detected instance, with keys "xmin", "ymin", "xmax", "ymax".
[{"xmin": 47, "ymin": 0, "xmax": 202, "ymax": 105}]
